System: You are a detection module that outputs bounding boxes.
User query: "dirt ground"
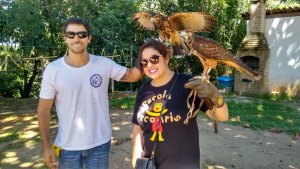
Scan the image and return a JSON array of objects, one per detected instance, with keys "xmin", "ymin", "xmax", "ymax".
[{"xmin": 0, "ymin": 97, "xmax": 300, "ymax": 169}]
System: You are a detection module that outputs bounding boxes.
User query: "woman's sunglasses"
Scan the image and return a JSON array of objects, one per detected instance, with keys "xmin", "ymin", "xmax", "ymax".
[
  {"xmin": 140, "ymin": 55, "xmax": 160, "ymax": 68},
  {"xmin": 65, "ymin": 31, "xmax": 89, "ymax": 39}
]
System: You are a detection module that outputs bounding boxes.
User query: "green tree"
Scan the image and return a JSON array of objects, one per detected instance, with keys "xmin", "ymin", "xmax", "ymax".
[
  {"xmin": 0, "ymin": 0, "xmax": 141, "ymax": 98},
  {"xmin": 3, "ymin": 0, "xmax": 297, "ymax": 97}
]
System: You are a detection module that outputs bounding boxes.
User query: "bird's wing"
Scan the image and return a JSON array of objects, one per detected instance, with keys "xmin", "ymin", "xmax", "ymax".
[
  {"xmin": 167, "ymin": 12, "xmax": 216, "ymax": 32},
  {"xmin": 132, "ymin": 12, "xmax": 156, "ymax": 30},
  {"xmin": 192, "ymin": 35, "xmax": 261, "ymax": 80},
  {"xmin": 192, "ymin": 35, "xmax": 228, "ymax": 60}
]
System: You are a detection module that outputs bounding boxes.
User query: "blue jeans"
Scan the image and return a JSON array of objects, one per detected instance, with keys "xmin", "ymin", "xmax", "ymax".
[{"xmin": 58, "ymin": 141, "xmax": 111, "ymax": 169}]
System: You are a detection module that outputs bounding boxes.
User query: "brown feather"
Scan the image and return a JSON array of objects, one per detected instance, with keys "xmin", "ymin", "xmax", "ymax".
[
  {"xmin": 131, "ymin": 12, "xmax": 217, "ymax": 46},
  {"xmin": 191, "ymin": 34, "xmax": 261, "ymax": 80},
  {"xmin": 132, "ymin": 12, "xmax": 156, "ymax": 30},
  {"xmin": 168, "ymin": 12, "xmax": 217, "ymax": 32}
]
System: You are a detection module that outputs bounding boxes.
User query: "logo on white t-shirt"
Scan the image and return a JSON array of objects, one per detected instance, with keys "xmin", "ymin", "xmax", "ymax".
[{"xmin": 90, "ymin": 74, "xmax": 102, "ymax": 88}]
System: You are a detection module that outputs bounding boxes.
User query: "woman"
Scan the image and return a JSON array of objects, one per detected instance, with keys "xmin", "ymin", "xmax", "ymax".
[{"xmin": 131, "ymin": 40, "xmax": 229, "ymax": 169}]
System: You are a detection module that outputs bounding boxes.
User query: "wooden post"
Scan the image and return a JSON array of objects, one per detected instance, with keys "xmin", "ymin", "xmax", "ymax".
[
  {"xmin": 130, "ymin": 45, "xmax": 133, "ymax": 92},
  {"xmin": 40, "ymin": 56, "xmax": 45, "ymax": 70},
  {"xmin": 4, "ymin": 55, "xmax": 8, "ymax": 70}
]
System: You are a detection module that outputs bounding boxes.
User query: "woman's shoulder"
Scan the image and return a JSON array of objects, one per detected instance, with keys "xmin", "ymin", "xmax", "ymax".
[
  {"xmin": 139, "ymin": 79, "xmax": 151, "ymax": 90},
  {"xmin": 177, "ymin": 73, "xmax": 194, "ymax": 82}
]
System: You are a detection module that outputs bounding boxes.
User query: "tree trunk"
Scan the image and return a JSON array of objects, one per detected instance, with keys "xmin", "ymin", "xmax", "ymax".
[{"xmin": 19, "ymin": 60, "xmax": 39, "ymax": 98}]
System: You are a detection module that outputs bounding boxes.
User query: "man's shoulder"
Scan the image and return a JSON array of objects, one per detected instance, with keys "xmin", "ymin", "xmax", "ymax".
[
  {"xmin": 47, "ymin": 57, "xmax": 64, "ymax": 67},
  {"xmin": 90, "ymin": 54, "xmax": 115, "ymax": 64}
]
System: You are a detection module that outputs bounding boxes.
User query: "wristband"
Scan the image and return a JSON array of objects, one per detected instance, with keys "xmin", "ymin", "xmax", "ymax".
[{"xmin": 215, "ymin": 95, "xmax": 225, "ymax": 108}]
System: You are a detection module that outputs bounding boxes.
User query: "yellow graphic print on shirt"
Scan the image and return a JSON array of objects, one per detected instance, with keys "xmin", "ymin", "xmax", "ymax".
[
  {"xmin": 139, "ymin": 90, "xmax": 182, "ymax": 142},
  {"xmin": 146, "ymin": 102, "xmax": 167, "ymax": 141}
]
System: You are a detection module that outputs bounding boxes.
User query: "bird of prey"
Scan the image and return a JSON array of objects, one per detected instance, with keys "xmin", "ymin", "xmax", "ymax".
[
  {"xmin": 132, "ymin": 11, "xmax": 261, "ymax": 81},
  {"xmin": 179, "ymin": 30, "xmax": 261, "ymax": 81},
  {"xmin": 132, "ymin": 12, "xmax": 216, "ymax": 50}
]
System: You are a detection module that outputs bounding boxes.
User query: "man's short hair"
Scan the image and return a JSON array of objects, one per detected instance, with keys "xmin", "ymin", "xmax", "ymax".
[{"xmin": 62, "ymin": 17, "xmax": 92, "ymax": 34}]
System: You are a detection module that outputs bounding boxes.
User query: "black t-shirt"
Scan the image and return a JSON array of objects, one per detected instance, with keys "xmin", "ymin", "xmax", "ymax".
[{"xmin": 132, "ymin": 73, "xmax": 208, "ymax": 169}]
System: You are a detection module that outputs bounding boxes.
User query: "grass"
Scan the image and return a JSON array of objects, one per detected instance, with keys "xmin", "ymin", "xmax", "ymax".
[
  {"xmin": 109, "ymin": 93, "xmax": 300, "ymax": 135},
  {"xmin": 226, "ymin": 99, "xmax": 300, "ymax": 134},
  {"xmin": 109, "ymin": 94, "xmax": 136, "ymax": 110}
]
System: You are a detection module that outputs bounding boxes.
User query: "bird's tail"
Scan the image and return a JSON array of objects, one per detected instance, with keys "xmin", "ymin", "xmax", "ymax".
[{"xmin": 221, "ymin": 58, "xmax": 261, "ymax": 80}]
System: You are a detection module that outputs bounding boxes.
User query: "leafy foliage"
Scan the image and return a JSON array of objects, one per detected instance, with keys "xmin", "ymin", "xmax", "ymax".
[
  {"xmin": 0, "ymin": 71, "xmax": 22, "ymax": 97},
  {"xmin": 0, "ymin": 0, "xmax": 141, "ymax": 98},
  {"xmin": 1, "ymin": 0, "xmax": 298, "ymax": 98},
  {"xmin": 267, "ymin": 0, "xmax": 300, "ymax": 10}
]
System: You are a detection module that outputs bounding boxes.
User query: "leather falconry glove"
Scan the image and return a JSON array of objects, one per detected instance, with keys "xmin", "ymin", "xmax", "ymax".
[{"xmin": 184, "ymin": 77, "xmax": 225, "ymax": 110}]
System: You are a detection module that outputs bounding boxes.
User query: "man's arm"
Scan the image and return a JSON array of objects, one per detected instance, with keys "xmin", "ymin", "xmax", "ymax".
[
  {"xmin": 120, "ymin": 67, "xmax": 142, "ymax": 82},
  {"xmin": 37, "ymin": 98, "xmax": 57, "ymax": 169},
  {"xmin": 132, "ymin": 124, "xmax": 143, "ymax": 168}
]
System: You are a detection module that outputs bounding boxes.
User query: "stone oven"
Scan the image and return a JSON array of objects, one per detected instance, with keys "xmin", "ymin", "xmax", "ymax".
[{"xmin": 234, "ymin": 0, "xmax": 270, "ymax": 95}]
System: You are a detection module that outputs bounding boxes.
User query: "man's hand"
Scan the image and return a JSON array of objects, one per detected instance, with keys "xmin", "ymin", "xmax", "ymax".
[
  {"xmin": 43, "ymin": 147, "xmax": 58, "ymax": 169},
  {"xmin": 184, "ymin": 77, "xmax": 224, "ymax": 109}
]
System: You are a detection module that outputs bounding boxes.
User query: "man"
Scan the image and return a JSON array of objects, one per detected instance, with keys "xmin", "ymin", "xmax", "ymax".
[{"xmin": 37, "ymin": 17, "xmax": 141, "ymax": 169}]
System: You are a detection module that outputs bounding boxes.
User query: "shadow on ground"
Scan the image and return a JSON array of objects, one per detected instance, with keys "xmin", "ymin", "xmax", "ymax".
[{"xmin": 0, "ymin": 98, "xmax": 299, "ymax": 169}]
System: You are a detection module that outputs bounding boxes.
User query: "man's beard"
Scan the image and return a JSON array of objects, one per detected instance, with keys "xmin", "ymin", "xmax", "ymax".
[{"xmin": 69, "ymin": 43, "xmax": 86, "ymax": 54}]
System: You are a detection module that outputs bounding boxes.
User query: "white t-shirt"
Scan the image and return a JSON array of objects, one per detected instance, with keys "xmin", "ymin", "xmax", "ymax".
[{"xmin": 39, "ymin": 54, "xmax": 127, "ymax": 150}]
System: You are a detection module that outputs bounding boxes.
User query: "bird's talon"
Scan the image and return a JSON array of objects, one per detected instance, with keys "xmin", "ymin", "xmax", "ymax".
[{"xmin": 193, "ymin": 75, "xmax": 210, "ymax": 83}]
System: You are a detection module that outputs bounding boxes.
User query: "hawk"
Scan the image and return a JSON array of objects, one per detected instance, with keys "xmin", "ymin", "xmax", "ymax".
[
  {"xmin": 132, "ymin": 12, "xmax": 216, "ymax": 50},
  {"xmin": 132, "ymin": 11, "xmax": 261, "ymax": 81},
  {"xmin": 179, "ymin": 30, "xmax": 261, "ymax": 81}
]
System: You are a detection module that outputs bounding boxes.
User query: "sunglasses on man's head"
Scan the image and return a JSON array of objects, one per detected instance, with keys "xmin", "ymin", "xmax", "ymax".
[
  {"xmin": 140, "ymin": 55, "xmax": 160, "ymax": 68},
  {"xmin": 65, "ymin": 31, "xmax": 89, "ymax": 39}
]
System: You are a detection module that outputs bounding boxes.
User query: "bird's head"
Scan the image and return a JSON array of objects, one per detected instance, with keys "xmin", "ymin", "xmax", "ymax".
[
  {"xmin": 178, "ymin": 30, "xmax": 194, "ymax": 55},
  {"xmin": 150, "ymin": 13, "xmax": 164, "ymax": 24},
  {"xmin": 179, "ymin": 30, "xmax": 194, "ymax": 45},
  {"xmin": 179, "ymin": 30, "xmax": 193, "ymax": 40}
]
